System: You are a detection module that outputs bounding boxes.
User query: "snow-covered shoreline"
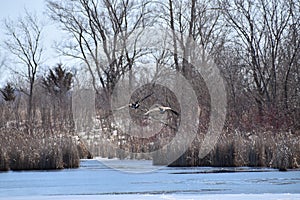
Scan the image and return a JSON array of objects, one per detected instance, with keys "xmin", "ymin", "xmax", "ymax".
[
  {"xmin": 1, "ymin": 194, "xmax": 300, "ymax": 200},
  {"xmin": 1, "ymin": 160, "xmax": 299, "ymax": 199}
]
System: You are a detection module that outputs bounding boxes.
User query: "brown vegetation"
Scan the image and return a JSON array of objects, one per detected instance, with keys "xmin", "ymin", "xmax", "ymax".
[
  {"xmin": 0, "ymin": 65, "xmax": 91, "ymax": 171},
  {"xmin": 167, "ymin": 131, "xmax": 300, "ymax": 170},
  {"xmin": 0, "ymin": 127, "xmax": 81, "ymax": 171},
  {"xmin": 1, "ymin": 0, "xmax": 299, "ymax": 171}
]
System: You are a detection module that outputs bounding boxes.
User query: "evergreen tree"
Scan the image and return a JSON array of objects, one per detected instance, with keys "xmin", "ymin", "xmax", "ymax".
[
  {"xmin": 43, "ymin": 64, "xmax": 73, "ymax": 96},
  {"xmin": 0, "ymin": 83, "xmax": 16, "ymax": 102}
]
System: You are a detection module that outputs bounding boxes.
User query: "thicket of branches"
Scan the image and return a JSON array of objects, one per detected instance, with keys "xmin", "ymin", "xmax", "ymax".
[
  {"xmin": 0, "ymin": 64, "xmax": 90, "ymax": 171},
  {"xmin": 0, "ymin": 0, "xmax": 299, "ymax": 170},
  {"xmin": 43, "ymin": 0, "xmax": 300, "ymax": 131}
]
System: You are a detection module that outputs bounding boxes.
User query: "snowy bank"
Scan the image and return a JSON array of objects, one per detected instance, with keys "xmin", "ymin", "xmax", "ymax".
[{"xmin": 1, "ymin": 194, "xmax": 300, "ymax": 200}]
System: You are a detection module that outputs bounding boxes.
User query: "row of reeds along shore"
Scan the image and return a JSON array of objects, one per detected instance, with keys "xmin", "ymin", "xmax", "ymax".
[
  {"xmin": 154, "ymin": 131, "xmax": 300, "ymax": 171},
  {"xmin": 2, "ymin": 127, "xmax": 299, "ymax": 171},
  {"xmin": 0, "ymin": 127, "xmax": 92, "ymax": 171}
]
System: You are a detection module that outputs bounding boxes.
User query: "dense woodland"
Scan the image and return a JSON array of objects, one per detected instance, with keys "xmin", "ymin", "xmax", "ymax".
[{"xmin": 0, "ymin": 0, "xmax": 300, "ymax": 171}]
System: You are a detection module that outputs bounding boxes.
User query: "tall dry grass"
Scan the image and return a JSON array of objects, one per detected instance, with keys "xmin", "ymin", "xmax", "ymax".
[
  {"xmin": 0, "ymin": 127, "xmax": 81, "ymax": 171},
  {"xmin": 166, "ymin": 131, "xmax": 300, "ymax": 170}
]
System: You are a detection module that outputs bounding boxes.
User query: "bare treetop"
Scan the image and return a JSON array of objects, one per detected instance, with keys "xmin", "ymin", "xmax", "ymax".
[
  {"xmin": 46, "ymin": 0, "xmax": 152, "ymax": 93},
  {"xmin": 3, "ymin": 10, "xmax": 44, "ymax": 128}
]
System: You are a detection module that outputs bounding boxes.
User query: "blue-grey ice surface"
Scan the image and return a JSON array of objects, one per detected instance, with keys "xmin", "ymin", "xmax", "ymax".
[{"xmin": 0, "ymin": 159, "xmax": 299, "ymax": 199}]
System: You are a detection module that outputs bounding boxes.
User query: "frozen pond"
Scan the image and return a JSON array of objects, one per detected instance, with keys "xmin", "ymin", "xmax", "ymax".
[{"xmin": 0, "ymin": 159, "xmax": 300, "ymax": 200}]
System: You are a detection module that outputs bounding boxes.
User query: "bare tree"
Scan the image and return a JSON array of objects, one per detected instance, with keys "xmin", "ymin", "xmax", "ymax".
[
  {"xmin": 47, "ymin": 0, "xmax": 152, "ymax": 95},
  {"xmin": 3, "ymin": 11, "xmax": 44, "ymax": 128},
  {"xmin": 0, "ymin": 53, "xmax": 7, "ymax": 86},
  {"xmin": 159, "ymin": 0, "xmax": 224, "ymax": 73},
  {"xmin": 220, "ymin": 0, "xmax": 294, "ymax": 120},
  {"xmin": 281, "ymin": 1, "xmax": 300, "ymax": 127},
  {"xmin": 0, "ymin": 54, "xmax": 4, "ymax": 72}
]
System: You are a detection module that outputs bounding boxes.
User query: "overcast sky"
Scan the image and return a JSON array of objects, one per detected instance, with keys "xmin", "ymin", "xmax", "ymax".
[
  {"xmin": 0, "ymin": 0, "xmax": 45, "ymax": 19},
  {"xmin": 0, "ymin": 0, "xmax": 65, "ymax": 86}
]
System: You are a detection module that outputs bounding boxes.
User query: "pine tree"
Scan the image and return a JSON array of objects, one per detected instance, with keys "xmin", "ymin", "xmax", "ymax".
[
  {"xmin": 0, "ymin": 83, "xmax": 16, "ymax": 102},
  {"xmin": 43, "ymin": 64, "xmax": 73, "ymax": 96}
]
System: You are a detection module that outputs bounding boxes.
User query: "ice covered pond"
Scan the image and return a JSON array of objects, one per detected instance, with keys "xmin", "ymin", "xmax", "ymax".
[{"xmin": 0, "ymin": 159, "xmax": 300, "ymax": 200}]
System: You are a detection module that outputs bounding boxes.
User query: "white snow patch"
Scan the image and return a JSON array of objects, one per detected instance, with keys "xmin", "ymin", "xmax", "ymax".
[{"xmin": 1, "ymin": 194, "xmax": 300, "ymax": 200}]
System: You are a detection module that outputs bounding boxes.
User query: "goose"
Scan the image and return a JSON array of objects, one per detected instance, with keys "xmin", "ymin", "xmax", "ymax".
[
  {"xmin": 114, "ymin": 93, "xmax": 153, "ymax": 111},
  {"xmin": 146, "ymin": 115, "xmax": 178, "ymax": 130},
  {"xmin": 144, "ymin": 104, "xmax": 179, "ymax": 116}
]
